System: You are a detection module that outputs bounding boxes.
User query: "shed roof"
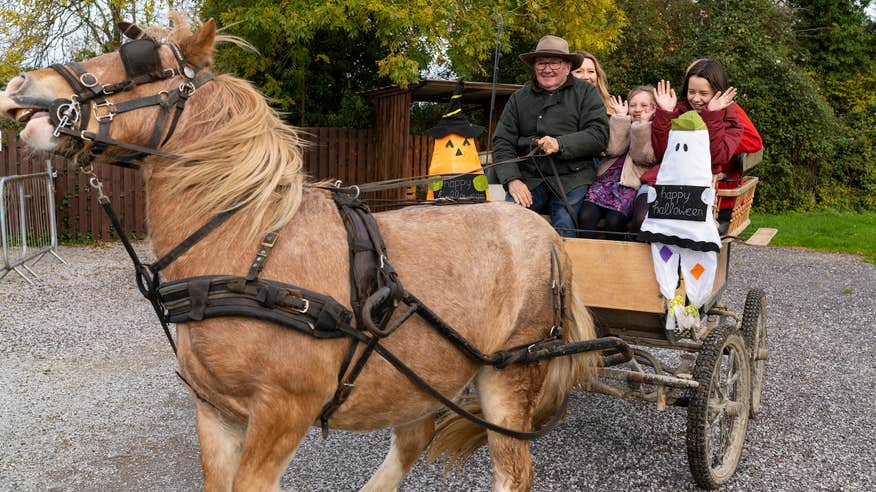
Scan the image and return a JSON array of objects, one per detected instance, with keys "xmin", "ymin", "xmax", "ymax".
[{"xmin": 361, "ymin": 79, "xmax": 523, "ymax": 103}]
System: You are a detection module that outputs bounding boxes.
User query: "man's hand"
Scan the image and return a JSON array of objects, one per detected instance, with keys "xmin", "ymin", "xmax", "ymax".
[
  {"xmin": 507, "ymin": 179, "xmax": 533, "ymax": 207},
  {"xmin": 534, "ymin": 136, "xmax": 560, "ymax": 155}
]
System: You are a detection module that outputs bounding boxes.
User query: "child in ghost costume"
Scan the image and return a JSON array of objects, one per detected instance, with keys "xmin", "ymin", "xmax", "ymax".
[{"xmin": 637, "ymin": 111, "xmax": 721, "ymax": 335}]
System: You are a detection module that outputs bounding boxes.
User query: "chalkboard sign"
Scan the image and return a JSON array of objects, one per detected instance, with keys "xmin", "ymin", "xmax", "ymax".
[
  {"xmin": 430, "ymin": 175, "xmax": 488, "ymax": 201},
  {"xmin": 648, "ymin": 184, "xmax": 709, "ymax": 221}
]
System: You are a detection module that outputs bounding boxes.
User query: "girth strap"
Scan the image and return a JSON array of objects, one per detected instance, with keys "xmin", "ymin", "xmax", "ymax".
[{"xmin": 318, "ymin": 193, "xmax": 407, "ymax": 434}]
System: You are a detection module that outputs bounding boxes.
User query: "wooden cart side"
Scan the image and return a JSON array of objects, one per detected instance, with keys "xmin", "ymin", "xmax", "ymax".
[
  {"xmin": 564, "ymin": 238, "xmax": 667, "ymax": 314},
  {"xmin": 565, "ymin": 237, "xmax": 731, "ymax": 337}
]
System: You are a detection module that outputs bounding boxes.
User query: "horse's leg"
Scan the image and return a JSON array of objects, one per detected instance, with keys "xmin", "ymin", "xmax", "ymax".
[
  {"xmin": 477, "ymin": 365, "xmax": 544, "ymax": 492},
  {"xmin": 195, "ymin": 400, "xmax": 246, "ymax": 492},
  {"xmin": 232, "ymin": 394, "xmax": 324, "ymax": 492},
  {"xmin": 361, "ymin": 416, "xmax": 435, "ymax": 492}
]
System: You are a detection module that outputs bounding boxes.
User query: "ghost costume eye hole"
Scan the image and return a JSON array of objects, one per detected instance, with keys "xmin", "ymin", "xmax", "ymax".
[
  {"xmin": 683, "ymin": 143, "xmax": 688, "ymax": 152},
  {"xmin": 675, "ymin": 143, "xmax": 680, "ymax": 151}
]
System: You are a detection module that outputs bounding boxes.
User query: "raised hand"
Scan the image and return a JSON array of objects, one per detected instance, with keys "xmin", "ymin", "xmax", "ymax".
[
  {"xmin": 708, "ymin": 86, "xmax": 737, "ymax": 111},
  {"xmin": 609, "ymin": 95, "xmax": 628, "ymax": 116},
  {"xmin": 653, "ymin": 80, "xmax": 676, "ymax": 112}
]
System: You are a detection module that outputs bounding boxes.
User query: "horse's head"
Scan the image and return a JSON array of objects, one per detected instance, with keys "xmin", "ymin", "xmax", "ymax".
[
  {"xmin": 0, "ymin": 16, "xmax": 217, "ymax": 163},
  {"xmin": 3, "ymin": 14, "xmax": 305, "ymax": 235}
]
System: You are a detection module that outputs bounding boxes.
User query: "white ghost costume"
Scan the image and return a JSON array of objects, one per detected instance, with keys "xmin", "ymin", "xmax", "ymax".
[{"xmin": 637, "ymin": 111, "xmax": 721, "ymax": 335}]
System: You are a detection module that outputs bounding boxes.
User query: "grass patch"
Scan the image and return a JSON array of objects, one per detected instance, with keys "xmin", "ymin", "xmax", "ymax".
[{"xmin": 749, "ymin": 210, "xmax": 876, "ymax": 263}]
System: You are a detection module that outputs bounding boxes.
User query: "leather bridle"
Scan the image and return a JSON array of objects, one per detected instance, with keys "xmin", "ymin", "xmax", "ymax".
[{"xmin": 47, "ymin": 30, "xmax": 212, "ymax": 168}]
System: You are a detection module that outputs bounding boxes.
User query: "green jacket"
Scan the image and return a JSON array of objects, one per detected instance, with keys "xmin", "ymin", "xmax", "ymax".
[{"xmin": 492, "ymin": 76, "xmax": 609, "ymax": 192}]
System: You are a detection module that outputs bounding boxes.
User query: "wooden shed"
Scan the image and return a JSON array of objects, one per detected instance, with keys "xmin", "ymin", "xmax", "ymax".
[{"xmin": 359, "ymin": 79, "xmax": 522, "ymax": 198}]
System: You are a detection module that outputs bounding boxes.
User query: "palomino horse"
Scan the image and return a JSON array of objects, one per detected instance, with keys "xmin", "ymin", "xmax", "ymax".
[{"xmin": 0, "ymin": 15, "xmax": 598, "ymax": 491}]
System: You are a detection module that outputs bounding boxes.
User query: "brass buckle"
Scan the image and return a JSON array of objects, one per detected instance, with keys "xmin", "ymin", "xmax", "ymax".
[
  {"xmin": 92, "ymin": 101, "xmax": 116, "ymax": 122},
  {"xmin": 290, "ymin": 298, "xmax": 309, "ymax": 314}
]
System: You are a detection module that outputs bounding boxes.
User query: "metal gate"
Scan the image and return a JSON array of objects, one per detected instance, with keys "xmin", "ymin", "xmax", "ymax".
[{"xmin": 1, "ymin": 160, "xmax": 66, "ymax": 284}]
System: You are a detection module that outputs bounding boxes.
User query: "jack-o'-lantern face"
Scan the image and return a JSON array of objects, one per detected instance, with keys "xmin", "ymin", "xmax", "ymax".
[
  {"xmin": 426, "ymin": 132, "xmax": 489, "ymax": 200},
  {"xmin": 429, "ymin": 134, "xmax": 481, "ymax": 176}
]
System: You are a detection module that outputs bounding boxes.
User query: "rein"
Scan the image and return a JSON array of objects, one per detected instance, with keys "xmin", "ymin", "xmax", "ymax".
[{"xmin": 308, "ymin": 149, "xmax": 541, "ymax": 198}]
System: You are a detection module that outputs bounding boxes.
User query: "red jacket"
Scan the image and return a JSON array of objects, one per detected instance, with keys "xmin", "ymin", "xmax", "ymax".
[
  {"xmin": 640, "ymin": 101, "xmax": 744, "ymax": 186},
  {"xmin": 717, "ymin": 105, "xmax": 762, "ymax": 208},
  {"xmin": 720, "ymin": 105, "xmax": 762, "ymax": 181}
]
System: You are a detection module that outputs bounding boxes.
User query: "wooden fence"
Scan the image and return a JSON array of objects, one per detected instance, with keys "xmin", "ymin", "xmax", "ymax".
[{"xmin": 0, "ymin": 128, "xmax": 433, "ymax": 240}]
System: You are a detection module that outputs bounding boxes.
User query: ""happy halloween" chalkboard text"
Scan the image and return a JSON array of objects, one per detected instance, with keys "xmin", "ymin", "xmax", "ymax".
[{"xmin": 648, "ymin": 184, "xmax": 709, "ymax": 221}]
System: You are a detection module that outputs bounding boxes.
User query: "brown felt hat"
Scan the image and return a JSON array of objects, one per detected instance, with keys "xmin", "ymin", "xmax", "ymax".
[{"xmin": 519, "ymin": 35, "xmax": 584, "ymax": 68}]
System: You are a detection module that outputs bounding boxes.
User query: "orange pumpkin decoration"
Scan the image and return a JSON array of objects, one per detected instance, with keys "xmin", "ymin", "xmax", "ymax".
[{"xmin": 426, "ymin": 80, "xmax": 490, "ymax": 201}]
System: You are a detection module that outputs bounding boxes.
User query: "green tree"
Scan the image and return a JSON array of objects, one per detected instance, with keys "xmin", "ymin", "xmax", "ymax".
[
  {"xmin": 0, "ymin": 0, "xmax": 194, "ymax": 82},
  {"xmin": 199, "ymin": 0, "xmax": 626, "ymax": 126},
  {"xmin": 789, "ymin": 0, "xmax": 876, "ymax": 114}
]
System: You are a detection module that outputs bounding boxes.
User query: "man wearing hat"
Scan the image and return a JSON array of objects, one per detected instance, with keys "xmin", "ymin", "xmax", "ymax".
[{"xmin": 493, "ymin": 35, "xmax": 609, "ymax": 237}]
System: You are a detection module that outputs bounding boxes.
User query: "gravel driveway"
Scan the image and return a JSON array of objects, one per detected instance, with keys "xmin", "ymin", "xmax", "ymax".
[{"xmin": 1, "ymin": 242, "xmax": 874, "ymax": 491}]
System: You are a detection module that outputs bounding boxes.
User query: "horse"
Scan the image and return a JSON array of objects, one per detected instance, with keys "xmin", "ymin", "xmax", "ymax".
[{"xmin": 0, "ymin": 14, "xmax": 598, "ymax": 491}]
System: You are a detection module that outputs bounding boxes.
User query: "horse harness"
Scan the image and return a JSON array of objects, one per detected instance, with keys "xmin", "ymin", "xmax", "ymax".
[{"xmin": 99, "ymin": 181, "xmax": 581, "ymax": 440}]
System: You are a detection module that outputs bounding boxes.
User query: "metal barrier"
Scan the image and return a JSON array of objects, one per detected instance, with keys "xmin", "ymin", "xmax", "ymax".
[{"xmin": 1, "ymin": 160, "xmax": 66, "ymax": 284}]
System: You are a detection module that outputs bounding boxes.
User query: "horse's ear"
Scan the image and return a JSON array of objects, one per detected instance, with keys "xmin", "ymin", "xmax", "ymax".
[
  {"xmin": 182, "ymin": 19, "xmax": 217, "ymax": 69},
  {"xmin": 118, "ymin": 21, "xmax": 147, "ymax": 40}
]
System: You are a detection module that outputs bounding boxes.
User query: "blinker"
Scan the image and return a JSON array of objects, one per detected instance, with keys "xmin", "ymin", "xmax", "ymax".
[{"xmin": 119, "ymin": 38, "xmax": 162, "ymax": 80}]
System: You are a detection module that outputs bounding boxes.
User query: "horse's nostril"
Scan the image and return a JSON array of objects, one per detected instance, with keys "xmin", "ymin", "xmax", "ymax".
[{"xmin": 6, "ymin": 75, "xmax": 25, "ymax": 94}]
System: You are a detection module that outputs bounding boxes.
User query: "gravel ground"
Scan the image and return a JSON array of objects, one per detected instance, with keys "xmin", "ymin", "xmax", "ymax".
[{"xmin": 1, "ymin": 242, "xmax": 874, "ymax": 491}]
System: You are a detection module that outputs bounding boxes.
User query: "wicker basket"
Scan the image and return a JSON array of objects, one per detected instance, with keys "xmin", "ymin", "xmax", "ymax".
[{"xmin": 715, "ymin": 176, "xmax": 758, "ymax": 236}]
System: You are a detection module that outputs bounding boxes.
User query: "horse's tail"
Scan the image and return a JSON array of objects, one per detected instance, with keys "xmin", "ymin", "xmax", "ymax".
[
  {"xmin": 531, "ymin": 268, "xmax": 600, "ymax": 428},
  {"xmin": 426, "ymin": 246, "xmax": 599, "ymax": 471}
]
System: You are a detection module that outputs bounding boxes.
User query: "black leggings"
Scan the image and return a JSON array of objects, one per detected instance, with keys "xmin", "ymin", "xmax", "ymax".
[
  {"xmin": 630, "ymin": 193, "xmax": 649, "ymax": 232},
  {"xmin": 578, "ymin": 201, "xmax": 629, "ymax": 239}
]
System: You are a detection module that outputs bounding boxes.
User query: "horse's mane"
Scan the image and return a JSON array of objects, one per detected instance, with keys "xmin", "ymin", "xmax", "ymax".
[{"xmin": 146, "ymin": 13, "xmax": 306, "ymax": 235}]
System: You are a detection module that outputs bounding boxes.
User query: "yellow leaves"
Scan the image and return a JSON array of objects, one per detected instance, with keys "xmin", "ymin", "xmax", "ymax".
[
  {"xmin": 0, "ymin": 0, "xmax": 181, "ymax": 70},
  {"xmin": 203, "ymin": 0, "xmax": 628, "ymax": 88},
  {"xmin": 377, "ymin": 53, "xmax": 421, "ymax": 88},
  {"xmin": 553, "ymin": 0, "xmax": 627, "ymax": 55}
]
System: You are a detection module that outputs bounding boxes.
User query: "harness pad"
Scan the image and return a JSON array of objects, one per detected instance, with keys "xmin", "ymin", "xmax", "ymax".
[{"xmin": 159, "ymin": 275, "xmax": 354, "ymax": 339}]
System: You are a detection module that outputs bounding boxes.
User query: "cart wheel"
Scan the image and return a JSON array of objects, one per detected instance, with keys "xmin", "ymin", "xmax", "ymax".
[
  {"xmin": 742, "ymin": 288, "xmax": 767, "ymax": 418},
  {"xmin": 686, "ymin": 322, "xmax": 751, "ymax": 489}
]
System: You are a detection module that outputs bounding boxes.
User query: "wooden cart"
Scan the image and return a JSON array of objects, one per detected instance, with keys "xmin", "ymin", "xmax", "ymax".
[{"xmin": 563, "ymin": 167, "xmax": 771, "ymax": 489}]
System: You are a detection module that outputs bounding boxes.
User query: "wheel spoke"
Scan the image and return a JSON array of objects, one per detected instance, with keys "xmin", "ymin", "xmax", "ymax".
[
  {"xmin": 713, "ymin": 370, "xmax": 727, "ymax": 401},
  {"xmin": 726, "ymin": 369, "xmax": 740, "ymax": 387}
]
